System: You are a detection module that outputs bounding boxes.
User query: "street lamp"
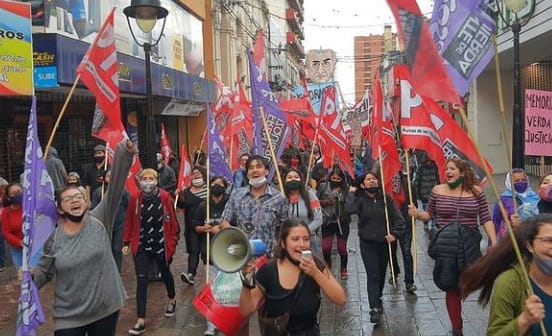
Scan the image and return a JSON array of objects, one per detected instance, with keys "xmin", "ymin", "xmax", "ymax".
[
  {"xmin": 124, "ymin": 0, "xmax": 168, "ymax": 169},
  {"xmin": 498, "ymin": 0, "xmax": 535, "ymax": 169}
]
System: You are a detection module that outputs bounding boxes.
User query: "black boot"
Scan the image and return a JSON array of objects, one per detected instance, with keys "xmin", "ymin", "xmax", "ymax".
[{"xmin": 369, "ymin": 308, "xmax": 382, "ymax": 324}]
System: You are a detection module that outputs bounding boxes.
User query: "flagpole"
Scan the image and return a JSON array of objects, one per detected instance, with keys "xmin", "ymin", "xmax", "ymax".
[
  {"xmin": 260, "ymin": 106, "xmax": 284, "ymax": 193},
  {"xmin": 101, "ymin": 142, "xmax": 109, "ymax": 200},
  {"xmin": 205, "ymin": 153, "xmax": 211, "ymax": 284},
  {"xmin": 378, "ymin": 144, "xmax": 396, "ymax": 288},
  {"xmin": 305, "ymin": 108, "xmax": 324, "ymax": 188},
  {"xmin": 492, "ymin": 35, "xmax": 518, "ymax": 213},
  {"xmin": 404, "ymin": 149, "xmax": 417, "ymax": 275},
  {"xmin": 44, "ymin": 74, "xmax": 81, "ymax": 158},
  {"xmin": 456, "ymin": 106, "xmax": 547, "ymax": 335},
  {"xmin": 196, "ymin": 127, "xmax": 208, "ymax": 163}
]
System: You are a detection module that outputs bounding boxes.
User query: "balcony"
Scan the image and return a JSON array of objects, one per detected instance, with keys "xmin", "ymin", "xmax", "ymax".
[
  {"xmin": 287, "ymin": 31, "xmax": 305, "ymax": 59},
  {"xmin": 286, "ymin": 8, "xmax": 304, "ymax": 40},
  {"xmin": 287, "ymin": 0, "xmax": 304, "ymax": 21}
]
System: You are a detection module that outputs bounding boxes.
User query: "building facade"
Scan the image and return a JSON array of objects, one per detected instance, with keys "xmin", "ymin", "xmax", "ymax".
[
  {"xmin": 353, "ymin": 25, "xmax": 396, "ymax": 102},
  {"xmin": 472, "ymin": 0, "xmax": 552, "ymax": 174},
  {"xmin": 0, "ymin": 0, "xmax": 217, "ymax": 183}
]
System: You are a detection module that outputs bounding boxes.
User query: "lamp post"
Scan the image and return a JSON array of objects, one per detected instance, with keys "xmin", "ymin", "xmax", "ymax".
[
  {"xmin": 499, "ymin": 0, "xmax": 535, "ymax": 169},
  {"xmin": 124, "ymin": 0, "xmax": 168, "ymax": 169}
]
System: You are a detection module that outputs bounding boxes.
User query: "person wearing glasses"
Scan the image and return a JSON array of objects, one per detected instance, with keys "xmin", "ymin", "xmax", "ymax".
[
  {"xmin": 459, "ymin": 213, "xmax": 552, "ymax": 335},
  {"xmin": 25, "ymin": 140, "xmax": 137, "ymax": 336}
]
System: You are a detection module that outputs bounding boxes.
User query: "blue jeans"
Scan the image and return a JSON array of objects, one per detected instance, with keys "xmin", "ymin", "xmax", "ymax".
[{"xmin": 10, "ymin": 247, "xmax": 42, "ymax": 269}]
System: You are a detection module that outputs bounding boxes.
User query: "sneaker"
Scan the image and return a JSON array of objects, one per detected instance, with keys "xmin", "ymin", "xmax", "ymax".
[
  {"xmin": 128, "ymin": 322, "xmax": 146, "ymax": 335},
  {"xmin": 340, "ymin": 268, "xmax": 348, "ymax": 280},
  {"xmin": 181, "ymin": 272, "xmax": 195, "ymax": 285},
  {"xmin": 369, "ymin": 309, "xmax": 381, "ymax": 324},
  {"xmin": 204, "ymin": 327, "xmax": 216, "ymax": 336},
  {"xmin": 164, "ymin": 302, "xmax": 176, "ymax": 317},
  {"xmin": 405, "ymin": 283, "xmax": 417, "ymax": 294}
]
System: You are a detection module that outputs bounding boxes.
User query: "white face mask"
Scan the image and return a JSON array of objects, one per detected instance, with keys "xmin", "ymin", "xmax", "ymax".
[
  {"xmin": 191, "ymin": 178, "xmax": 204, "ymax": 187},
  {"xmin": 139, "ymin": 180, "xmax": 157, "ymax": 194},
  {"xmin": 249, "ymin": 176, "xmax": 267, "ymax": 188}
]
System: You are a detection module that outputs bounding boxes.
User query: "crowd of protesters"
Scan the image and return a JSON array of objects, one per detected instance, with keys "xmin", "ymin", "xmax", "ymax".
[{"xmin": 1, "ymin": 139, "xmax": 552, "ymax": 335}]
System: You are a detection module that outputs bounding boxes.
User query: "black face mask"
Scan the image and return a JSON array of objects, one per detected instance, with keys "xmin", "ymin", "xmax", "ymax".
[
  {"xmin": 9, "ymin": 193, "xmax": 23, "ymax": 205},
  {"xmin": 284, "ymin": 250, "xmax": 300, "ymax": 266},
  {"xmin": 94, "ymin": 156, "xmax": 105, "ymax": 164},
  {"xmin": 285, "ymin": 180, "xmax": 302, "ymax": 191},
  {"xmin": 211, "ymin": 185, "xmax": 225, "ymax": 196},
  {"xmin": 330, "ymin": 180, "xmax": 342, "ymax": 189},
  {"xmin": 62, "ymin": 211, "xmax": 86, "ymax": 223},
  {"xmin": 366, "ymin": 186, "xmax": 378, "ymax": 194}
]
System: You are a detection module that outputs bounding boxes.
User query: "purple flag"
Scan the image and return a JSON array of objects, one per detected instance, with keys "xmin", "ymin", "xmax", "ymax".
[
  {"xmin": 207, "ymin": 103, "xmax": 233, "ymax": 181},
  {"xmin": 17, "ymin": 97, "xmax": 58, "ymax": 336},
  {"xmin": 247, "ymin": 50, "xmax": 291, "ymax": 179},
  {"xmin": 430, "ymin": 0, "xmax": 497, "ymax": 96}
]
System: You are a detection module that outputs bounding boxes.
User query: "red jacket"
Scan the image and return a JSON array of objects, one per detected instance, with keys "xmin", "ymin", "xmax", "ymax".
[
  {"xmin": 124, "ymin": 189, "xmax": 180, "ymax": 261},
  {"xmin": 1, "ymin": 206, "xmax": 23, "ymax": 249}
]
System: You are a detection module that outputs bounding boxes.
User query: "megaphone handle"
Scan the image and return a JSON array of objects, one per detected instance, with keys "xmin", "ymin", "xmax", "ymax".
[{"xmin": 240, "ymin": 270, "xmax": 256, "ymax": 289}]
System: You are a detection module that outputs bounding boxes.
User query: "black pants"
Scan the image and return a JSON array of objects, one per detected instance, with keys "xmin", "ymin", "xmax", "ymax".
[
  {"xmin": 359, "ymin": 240, "xmax": 388, "ymax": 309},
  {"xmin": 134, "ymin": 251, "xmax": 175, "ymax": 318},
  {"xmin": 389, "ymin": 214, "xmax": 414, "ymax": 284},
  {"xmin": 54, "ymin": 311, "xmax": 119, "ymax": 336},
  {"xmin": 112, "ymin": 227, "xmax": 123, "ymax": 273},
  {"xmin": 185, "ymin": 228, "xmax": 202, "ymax": 276}
]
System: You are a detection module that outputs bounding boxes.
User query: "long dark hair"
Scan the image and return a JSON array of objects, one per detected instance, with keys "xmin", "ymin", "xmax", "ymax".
[
  {"xmin": 459, "ymin": 213, "xmax": 552, "ymax": 306},
  {"xmin": 354, "ymin": 171, "xmax": 385, "ymax": 202},
  {"xmin": 274, "ymin": 218, "xmax": 325, "ymax": 271},
  {"xmin": 283, "ymin": 168, "xmax": 313, "ymax": 221},
  {"xmin": 447, "ymin": 158, "xmax": 480, "ymax": 196}
]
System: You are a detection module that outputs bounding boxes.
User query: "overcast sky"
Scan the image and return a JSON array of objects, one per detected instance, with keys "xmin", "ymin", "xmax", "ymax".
[{"xmin": 303, "ymin": 0, "xmax": 434, "ymax": 105}]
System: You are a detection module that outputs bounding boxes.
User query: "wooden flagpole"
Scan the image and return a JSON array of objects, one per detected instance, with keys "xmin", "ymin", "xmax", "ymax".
[
  {"xmin": 404, "ymin": 149, "xmax": 417, "ymax": 275},
  {"xmin": 378, "ymin": 144, "xmax": 397, "ymax": 288},
  {"xmin": 44, "ymin": 74, "xmax": 81, "ymax": 158},
  {"xmin": 205, "ymin": 149, "xmax": 211, "ymax": 284}
]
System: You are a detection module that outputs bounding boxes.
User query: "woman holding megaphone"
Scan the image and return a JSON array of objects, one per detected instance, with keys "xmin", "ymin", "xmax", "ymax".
[{"xmin": 239, "ymin": 219, "xmax": 346, "ymax": 336}]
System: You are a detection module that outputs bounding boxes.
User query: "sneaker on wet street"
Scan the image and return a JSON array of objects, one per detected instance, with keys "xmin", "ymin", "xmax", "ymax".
[
  {"xmin": 181, "ymin": 272, "xmax": 195, "ymax": 285},
  {"xmin": 165, "ymin": 302, "xmax": 176, "ymax": 317},
  {"xmin": 128, "ymin": 322, "xmax": 146, "ymax": 335}
]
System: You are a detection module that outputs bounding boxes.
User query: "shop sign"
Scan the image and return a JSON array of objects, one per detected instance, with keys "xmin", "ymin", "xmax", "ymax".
[{"xmin": 0, "ymin": 1, "xmax": 33, "ymax": 95}]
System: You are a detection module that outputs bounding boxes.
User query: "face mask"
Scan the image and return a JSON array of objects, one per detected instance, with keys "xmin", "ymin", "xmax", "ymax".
[
  {"xmin": 290, "ymin": 158, "xmax": 300, "ymax": 166},
  {"xmin": 284, "ymin": 250, "xmax": 300, "ymax": 266},
  {"xmin": 191, "ymin": 178, "xmax": 204, "ymax": 187},
  {"xmin": 447, "ymin": 176, "xmax": 464, "ymax": 189},
  {"xmin": 249, "ymin": 176, "xmax": 267, "ymax": 188},
  {"xmin": 94, "ymin": 156, "xmax": 105, "ymax": 164},
  {"xmin": 366, "ymin": 186, "xmax": 378, "ymax": 194},
  {"xmin": 330, "ymin": 180, "xmax": 342, "ymax": 189},
  {"xmin": 139, "ymin": 181, "xmax": 157, "ymax": 194},
  {"xmin": 211, "ymin": 185, "xmax": 225, "ymax": 196},
  {"xmin": 539, "ymin": 185, "xmax": 552, "ymax": 201},
  {"xmin": 514, "ymin": 181, "xmax": 528, "ymax": 194},
  {"xmin": 534, "ymin": 254, "xmax": 552, "ymax": 276},
  {"xmin": 62, "ymin": 211, "xmax": 86, "ymax": 223},
  {"xmin": 9, "ymin": 192, "xmax": 23, "ymax": 205},
  {"xmin": 285, "ymin": 180, "xmax": 301, "ymax": 191}
]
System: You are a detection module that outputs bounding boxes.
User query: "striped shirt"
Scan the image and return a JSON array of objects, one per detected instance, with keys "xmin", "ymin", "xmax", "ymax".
[{"xmin": 427, "ymin": 191, "xmax": 491, "ymax": 229}]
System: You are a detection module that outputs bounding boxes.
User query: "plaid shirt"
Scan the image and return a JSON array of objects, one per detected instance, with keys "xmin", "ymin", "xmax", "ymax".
[{"xmin": 221, "ymin": 184, "xmax": 289, "ymax": 256}]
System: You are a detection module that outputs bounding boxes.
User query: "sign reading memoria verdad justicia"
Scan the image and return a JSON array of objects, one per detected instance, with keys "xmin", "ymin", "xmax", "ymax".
[{"xmin": 525, "ymin": 89, "xmax": 552, "ymax": 156}]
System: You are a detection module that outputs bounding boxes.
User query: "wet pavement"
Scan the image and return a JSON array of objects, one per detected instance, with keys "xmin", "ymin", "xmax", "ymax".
[{"xmin": 0, "ymin": 173, "xmax": 530, "ymax": 335}]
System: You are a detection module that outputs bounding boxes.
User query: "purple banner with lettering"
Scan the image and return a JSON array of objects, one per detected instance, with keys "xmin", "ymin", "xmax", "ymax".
[
  {"xmin": 207, "ymin": 103, "xmax": 233, "ymax": 181},
  {"xmin": 247, "ymin": 50, "xmax": 290, "ymax": 178},
  {"xmin": 430, "ymin": 0, "xmax": 497, "ymax": 96},
  {"xmin": 17, "ymin": 96, "xmax": 57, "ymax": 335}
]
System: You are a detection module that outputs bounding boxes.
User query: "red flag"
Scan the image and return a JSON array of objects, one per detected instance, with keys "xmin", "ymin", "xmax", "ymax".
[
  {"xmin": 317, "ymin": 86, "xmax": 354, "ymax": 178},
  {"xmin": 229, "ymin": 79, "xmax": 253, "ymax": 170},
  {"xmin": 76, "ymin": 9, "xmax": 125, "ymax": 145},
  {"xmin": 280, "ymin": 96, "xmax": 316, "ymax": 126},
  {"xmin": 126, "ymin": 157, "xmax": 142, "ymax": 197},
  {"xmin": 371, "ymin": 74, "xmax": 405, "ymax": 205},
  {"xmin": 386, "ymin": 0, "xmax": 462, "ymax": 105},
  {"xmin": 396, "ymin": 65, "xmax": 446, "ymax": 180},
  {"xmin": 253, "ymin": 29, "xmax": 267, "ymax": 79},
  {"xmin": 176, "ymin": 144, "xmax": 192, "ymax": 192},
  {"xmin": 160, "ymin": 123, "xmax": 173, "ymax": 163}
]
